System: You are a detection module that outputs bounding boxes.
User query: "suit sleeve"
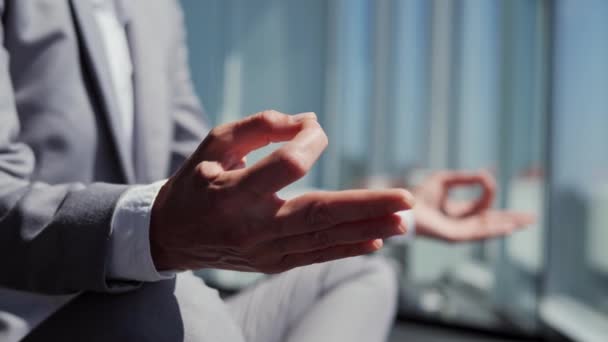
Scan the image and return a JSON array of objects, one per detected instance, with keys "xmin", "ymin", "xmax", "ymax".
[
  {"xmin": 0, "ymin": 3, "xmax": 135, "ymax": 295},
  {"xmin": 167, "ymin": 1, "xmax": 211, "ymax": 175}
]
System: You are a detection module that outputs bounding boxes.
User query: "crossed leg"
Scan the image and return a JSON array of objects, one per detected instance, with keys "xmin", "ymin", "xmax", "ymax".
[{"xmin": 227, "ymin": 256, "xmax": 398, "ymax": 342}]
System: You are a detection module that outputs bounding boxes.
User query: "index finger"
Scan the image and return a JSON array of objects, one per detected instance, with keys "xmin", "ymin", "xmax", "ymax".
[
  {"xmin": 274, "ymin": 188, "xmax": 415, "ymax": 237},
  {"xmin": 238, "ymin": 118, "xmax": 328, "ymax": 194},
  {"xmin": 196, "ymin": 110, "xmax": 317, "ymax": 167}
]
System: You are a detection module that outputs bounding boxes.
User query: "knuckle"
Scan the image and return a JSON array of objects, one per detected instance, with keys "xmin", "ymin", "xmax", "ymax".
[
  {"xmin": 262, "ymin": 109, "xmax": 280, "ymax": 117},
  {"xmin": 483, "ymin": 172, "xmax": 497, "ymax": 188},
  {"xmin": 305, "ymin": 200, "xmax": 334, "ymax": 228},
  {"xmin": 307, "ymin": 119, "xmax": 325, "ymax": 134},
  {"xmin": 306, "ymin": 117, "xmax": 321, "ymax": 128},
  {"xmin": 207, "ymin": 127, "xmax": 222, "ymax": 142},
  {"xmin": 276, "ymin": 149, "xmax": 307, "ymax": 179},
  {"xmin": 202, "ymin": 126, "xmax": 231, "ymax": 156},
  {"xmin": 316, "ymin": 125, "xmax": 329, "ymax": 149},
  {"xmin": 257, "ymin": 110, "xmax": 281, "ymax": 127}
]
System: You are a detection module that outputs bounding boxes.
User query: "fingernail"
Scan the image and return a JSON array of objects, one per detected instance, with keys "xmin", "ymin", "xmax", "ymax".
[
  {"xmin": 292, "ymin": 112, "xmax": 317, "ymax": 122},
  {"xmin": 373, "ymin": 239, "xmax": 384, "ymax": 249}
]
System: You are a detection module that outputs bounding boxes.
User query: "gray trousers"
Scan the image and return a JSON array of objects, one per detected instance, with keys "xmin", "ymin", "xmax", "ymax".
[{"xmin": 23, "ymin": 256, "xmax": 397, "ymax": 342}]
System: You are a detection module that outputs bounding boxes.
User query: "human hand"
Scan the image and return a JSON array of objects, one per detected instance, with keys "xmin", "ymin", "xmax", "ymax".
[
  {"xmin": 150, "ymin": 111, "xmax": 414, "ymax": 272},
  {"xmin": 412, "ymin": 170, "xmax": 535, "ymax": 242}
]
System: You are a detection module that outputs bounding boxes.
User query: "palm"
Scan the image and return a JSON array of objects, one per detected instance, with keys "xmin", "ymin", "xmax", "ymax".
[{"xmin": 414, "ymin": 201, "xmax": 533, "ymax": 242}]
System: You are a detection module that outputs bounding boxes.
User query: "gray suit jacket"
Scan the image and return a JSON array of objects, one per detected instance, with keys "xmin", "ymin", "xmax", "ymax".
[{"xmin": 0, "ymin": 0, "xmax": 207, "ymax": 295}]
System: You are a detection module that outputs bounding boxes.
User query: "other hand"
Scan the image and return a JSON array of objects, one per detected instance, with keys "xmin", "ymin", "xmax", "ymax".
[{"xmin": 412, "ymin": 170, "xmax": 535, "ymax": 242}]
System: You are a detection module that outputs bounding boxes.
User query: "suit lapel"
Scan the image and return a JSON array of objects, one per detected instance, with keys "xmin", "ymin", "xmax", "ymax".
[
  {"xmin": 69, "ymin": 0, "xmax": 136, "ymax": 183},
  {"xmin": 127, "ymin": 0, "xmax": 173, "ymax": 182}
]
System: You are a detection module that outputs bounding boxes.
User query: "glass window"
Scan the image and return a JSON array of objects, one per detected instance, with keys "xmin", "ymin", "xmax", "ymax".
[
  {"xmin": 542, "ymin": 1, "xmax": 608, "ymax": 339},
  {"xmin": 493, "ymin": 0, "xmax": 549, "ymax": 332},
  {"xmin": 180, "ymin": 0, "xmax": 607, "ymax": 337},
  {"xmin": 395, "ymin": 1, "xmax": 547, "ymax": 333}
]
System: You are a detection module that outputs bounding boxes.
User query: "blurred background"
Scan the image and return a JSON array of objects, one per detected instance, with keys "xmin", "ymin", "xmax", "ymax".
[{"xmin": 180, "ymin": 0, "xmax": 607, "ymax": 340}]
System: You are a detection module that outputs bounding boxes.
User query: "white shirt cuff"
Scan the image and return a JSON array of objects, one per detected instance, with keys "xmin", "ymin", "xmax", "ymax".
[
  {"xmin": 390, "ymin": 210, "xmax": 416, "ymax": 244},
  {"xmin": 107, "ymin": 180, "xmax": 176, "ymax": 282}
]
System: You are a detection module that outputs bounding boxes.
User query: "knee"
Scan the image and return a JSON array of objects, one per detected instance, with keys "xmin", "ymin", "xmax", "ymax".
[
  {"xmin": 359, "ymin": 257, "xmax": 399, "ymax": 309},
  {"xmin": 324, "ymin": 256, "xmax": 399, "ymax": 312}
]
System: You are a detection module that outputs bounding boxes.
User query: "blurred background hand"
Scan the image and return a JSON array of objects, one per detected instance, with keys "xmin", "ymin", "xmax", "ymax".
[{"xmin": 412, "ymin": 170, "xmax": 535, "ymax": 242}]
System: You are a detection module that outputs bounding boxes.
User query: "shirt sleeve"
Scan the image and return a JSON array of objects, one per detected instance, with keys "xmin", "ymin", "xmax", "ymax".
[{"xmin": 107, "ymin": 180, "xmax": 177, "ymax": 282}]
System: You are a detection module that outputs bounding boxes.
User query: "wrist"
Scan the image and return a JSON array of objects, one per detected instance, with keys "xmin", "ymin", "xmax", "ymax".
[
  {"xmin": 411, "ymin": 203, "xmax": 432, "ymax": 238},
  {"xmin": 108, "ymin": 180, "xmax": 175, "ymax": 282}
]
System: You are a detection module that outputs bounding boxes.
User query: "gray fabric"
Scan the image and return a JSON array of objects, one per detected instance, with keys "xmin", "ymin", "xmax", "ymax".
[
  {"xmin": 227, "ymin": 256, "xmax": 398, "ymax": 342},
  {"xmin": 22, "ymin": 257, "xmax": 397, "ymax": 342},
  {"xmin": 0, "ymin": 0, "xmax": 208, "ymax": 337}
]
